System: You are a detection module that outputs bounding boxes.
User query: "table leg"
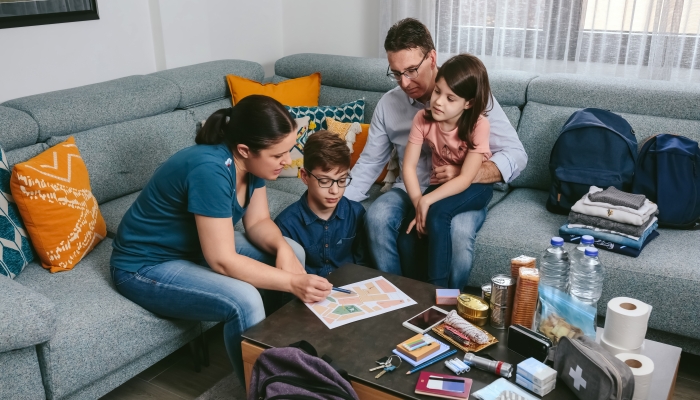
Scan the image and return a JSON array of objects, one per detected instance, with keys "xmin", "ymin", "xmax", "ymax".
[
  {"xmin": 667, "ymin": 359, "xmax": 679, "ymax": 400},
  {"xmin": 240, "ymin": 340, "xmax": 403, "ymax": 399}
]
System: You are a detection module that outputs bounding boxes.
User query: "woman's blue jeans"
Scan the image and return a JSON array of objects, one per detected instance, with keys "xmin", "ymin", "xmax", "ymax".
[{"xmin": 110, "ymin": 232, "xmax": 304, "ymax": 383}]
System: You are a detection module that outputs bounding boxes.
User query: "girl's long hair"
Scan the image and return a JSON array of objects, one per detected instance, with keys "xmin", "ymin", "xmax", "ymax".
[
  {"xmin": 425, "ymin": 54, "xmax": 492, "ymax": 149},
  {"xmin": 195, "ymin": 95, "xmax": 296, "ymax": 152}
]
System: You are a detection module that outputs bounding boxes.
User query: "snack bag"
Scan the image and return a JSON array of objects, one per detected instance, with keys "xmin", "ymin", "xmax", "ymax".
[{"xmin": 535, "ymin": 285, "xmax": 596, "ymax": 345}]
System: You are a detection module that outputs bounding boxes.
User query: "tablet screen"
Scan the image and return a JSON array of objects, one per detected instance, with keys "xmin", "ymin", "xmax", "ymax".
[{"xmin": 407, "ymin": 308, "xmax": 446, "ymax": 330}]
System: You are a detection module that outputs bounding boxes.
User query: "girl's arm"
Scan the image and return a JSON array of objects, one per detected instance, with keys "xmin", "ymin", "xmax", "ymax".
[
  {"xmin": 403, "ymin": 141, "xmax": 424, "ymax": 208},
  {"xmin": 243, "ymin": 186, "xmax": 306, "ymax": 275},
  {"xmin": 195, "ymin": 214, "xmax": 331, "ymax": 303},
  {"xmin": 422, "ymin": 151, "xmax": 484, "ymax": 206}
]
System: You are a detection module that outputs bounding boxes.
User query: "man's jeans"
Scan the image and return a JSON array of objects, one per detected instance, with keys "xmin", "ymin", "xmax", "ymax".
[
  {"xmin": 366, "ymin": 188, "xmax": 488, "ymax": 289},
  {"xmin": 110, "ymin": 232, "xmax": 304, "ymax": 383}
]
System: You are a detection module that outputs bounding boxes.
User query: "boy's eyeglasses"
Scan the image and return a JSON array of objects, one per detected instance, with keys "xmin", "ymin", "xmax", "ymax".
[
  {"xmin": 386, "ymin": 52, "xmax": 429, "ymax": 82},
  {"xmin": 305, "ymin": 169, "xmax": 352, "ymax": 188}
]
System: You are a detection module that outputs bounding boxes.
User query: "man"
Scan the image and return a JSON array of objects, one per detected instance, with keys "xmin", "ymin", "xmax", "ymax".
[{"xmin": 343, "ymin": 18, "xmax": 527, "ymax": 289}]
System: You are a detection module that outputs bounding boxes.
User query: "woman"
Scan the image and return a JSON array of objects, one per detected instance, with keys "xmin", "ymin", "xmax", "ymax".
[{"xmin": 109, "ymin": 95, "xmax": 332, "ymax": 382}]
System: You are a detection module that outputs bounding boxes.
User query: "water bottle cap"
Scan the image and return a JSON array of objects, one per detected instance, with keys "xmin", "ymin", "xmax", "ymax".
[
  {"xmin": 585, "ymin": 248, "xmax": 599, "ymax": 257},
  {"xmin": 582, "ymin": 235, "xmax": 595, "ymax": 244},
  {"xmin": 551, "ymin": 237, "xmax": 564, "ymax": 246}
]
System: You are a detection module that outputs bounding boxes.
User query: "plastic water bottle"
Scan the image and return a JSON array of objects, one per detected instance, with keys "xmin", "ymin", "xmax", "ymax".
[
  {"xmin": 570, "ymin": 235, "xmax": 595, "ymax": 274},
  {"xmin": 539, "ymin": 237, "xmax": 570, "ymax": 292},
  {"xmin": 569, "ymin": 248, "xmax": 605, "ymax": 305}
]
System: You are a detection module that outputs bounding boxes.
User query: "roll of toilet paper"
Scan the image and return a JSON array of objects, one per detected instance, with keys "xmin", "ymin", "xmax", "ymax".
[
  {"xmin": 615, "ymin": 353, "xmax": 654, "ymax": 400},
  {"xmin": 602, "ymin": 297, "xmax": 652, "ymax": 350},
  {"xmin": 600, "ymin": 336, "xmax": 642, "ymax": 356}
]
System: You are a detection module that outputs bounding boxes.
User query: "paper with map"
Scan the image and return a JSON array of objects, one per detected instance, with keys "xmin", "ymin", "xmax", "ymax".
[{"xmin": 306, "ymin": 276, "xmax": 417, "ymax": 329}]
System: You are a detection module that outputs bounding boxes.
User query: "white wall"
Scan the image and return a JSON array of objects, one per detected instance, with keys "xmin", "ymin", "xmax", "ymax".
[
  {"xmin": 0, "ymin": 0, "xmax": 157, "ymax": 103},
  {"xmin": 282, "ymin": 0, "xmax": 380, "ymax": 59},
  {"xmin": 0, "ymin": 0, "xmax": 379, "ymax": 103}
]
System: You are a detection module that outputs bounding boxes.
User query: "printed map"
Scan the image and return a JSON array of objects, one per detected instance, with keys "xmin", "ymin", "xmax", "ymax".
[{"xmin": 306, "ymin": 276, "xmax": 417, "ymax": 329}]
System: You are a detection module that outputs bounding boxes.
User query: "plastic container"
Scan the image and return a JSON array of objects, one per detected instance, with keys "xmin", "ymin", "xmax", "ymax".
[
  {"xmin": 569, "ymin": 235, "xmax": 595, "ymax": 278},
  {"xmin": 569, "ymin": 247, "xmax": 605, "ymax": 305},
  {"xmin": 539, "ymin": 237, "xmax": 570, "ymax": 292}
]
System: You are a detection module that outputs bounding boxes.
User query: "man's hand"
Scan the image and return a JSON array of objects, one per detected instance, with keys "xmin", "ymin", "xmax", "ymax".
[
  {"xmin": 290, "ymin": 274, "xmax": 333, "ymax": 303},
  {"xmin": 276, "ymin": 247, "xmax": 306, "ymax": 275},
  {"xmin": 472, "ymin": 161, "xmax": 504, "ymax": 184},
  {"xmin": 434, "ymin": 164, "xmax": 461, "ymax": 184}
]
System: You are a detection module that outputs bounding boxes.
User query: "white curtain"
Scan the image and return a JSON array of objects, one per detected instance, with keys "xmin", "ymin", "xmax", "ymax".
[
  {"xmin": 379, "ymin": 0, "xmax": 700, "ymax": 81},
  {"xmin": 379, "ymin": 0, "xmax": 438, "ymax": 57}
]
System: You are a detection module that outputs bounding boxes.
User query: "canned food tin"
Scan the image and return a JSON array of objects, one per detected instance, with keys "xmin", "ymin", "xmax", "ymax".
[
  {"xmin": 457, "ymin": 294, "xmax": 489, "ymax": 320},
  {"xmin": 481, "ymin": 282, "xmax": 492, "ymax": 303},
  {"xmin": 490, "ymin": 304, "xmax": 511, "ymax": 329},
  {"xmin": 490, "ymin": 274, "xmax": 516, "ymax": 330}
]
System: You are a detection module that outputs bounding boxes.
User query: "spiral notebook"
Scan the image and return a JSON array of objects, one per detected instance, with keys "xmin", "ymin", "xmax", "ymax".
[{"xmin": 414, "ymin": 371, "xmax": 472, "ymax": 399}]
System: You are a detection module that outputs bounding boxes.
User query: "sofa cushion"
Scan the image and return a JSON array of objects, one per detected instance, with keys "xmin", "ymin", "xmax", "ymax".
[
  {"xmin": 320, "ymin": 85, "xmax": 384, "ymax": 124},
  {"xmin": 2, "ymin": 76, "xmax": 181, "ymax": 141},
  {"xmin": 0, "ymin": 275, "xmax": 56, "ymax": 351},
  {"xmin": 187, "ymin": 98, "xmax": 232, "ymax": 124},
  {"xmin": 0, "ymin": 106, "xmax": 38, "ymax": 151},
  {"xmin": 6, "ymin": 144, "xmax": 48, "ymax": 168},
  {"xmin": 0, "ymin": 347, "xmax": 46, "ymax": 400},
  {"xmin": 46, "ymin": 110, "xmax": 197, "ymax": 204},
  {"xmin": 511, "ymin": 102, "xmax": 700, "ymax": 191},
  {"xmin": 472, "ymin": 188, "xmax": 700, "ymax": 341},
  {"xmin": 502, "ymin": 106, "xmax": 521, "ymax": 130},
  {"xmin": 488, "ymin": 70, "xmax": 538, "ymax": 107},
  {"xmin": 228, "ymin": 72, "xmax": 321, "ymax": 107},
  {"xmin": 14, "ymin": 239, "xmax": 201, "ymax": 400},
  {"xmin": 528, "ymin": 73, "xmax": 700, "ymax": 121},
  {"xmin": 100, "ymin": 191, "xmax": 141, "ymax": 235},
  {"xmin": 151, "ymin": 59, "xmax": 264, "ymax": 109}
]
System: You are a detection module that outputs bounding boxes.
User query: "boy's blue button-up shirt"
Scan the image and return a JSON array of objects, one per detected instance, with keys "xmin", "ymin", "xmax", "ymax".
[{"xmin": 275, "ymin": 191, "xmax": 367, "ymax": 277}]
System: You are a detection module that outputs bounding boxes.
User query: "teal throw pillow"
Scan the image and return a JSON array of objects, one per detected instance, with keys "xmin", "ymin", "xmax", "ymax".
[
  {"xmin": 0, "ymin": 147, "xmax": 34, "ymax": 278},
  {"xmin": 286, "ymin": 99, "xmax": 365, "ymax": 136}
]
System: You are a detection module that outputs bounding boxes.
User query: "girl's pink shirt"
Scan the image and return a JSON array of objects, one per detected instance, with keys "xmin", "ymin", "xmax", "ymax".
[{"xmin": 408, "ymin": 109, "xmax": 492, "ymax": 185}]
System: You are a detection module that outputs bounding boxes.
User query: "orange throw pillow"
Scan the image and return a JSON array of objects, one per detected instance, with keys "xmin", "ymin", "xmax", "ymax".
[
  {"xmin": 354, "ymin": 123, "xmax": 389, "ymax": 183},
  {"xmin": 226, "ymin": 72, "xmax": 321, "ymax": 107},
  {"xmin": 10, "ymin": 137, "xmax": 106, "ymax": 273}
]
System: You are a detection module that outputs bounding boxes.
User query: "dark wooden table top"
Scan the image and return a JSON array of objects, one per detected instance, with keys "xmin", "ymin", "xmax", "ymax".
[{"xmin": 242, "ymin": 264, "xmax": 679, "ymax": 399}]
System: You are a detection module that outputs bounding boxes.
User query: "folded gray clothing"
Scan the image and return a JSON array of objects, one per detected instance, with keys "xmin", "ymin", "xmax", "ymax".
[
  {"xmin": 588, "ymin": 186, "xmax": 646, "ymax": 209},
  {"xmin": 568, "ymin": 210, "xmax": 656, "ymax": 237}
]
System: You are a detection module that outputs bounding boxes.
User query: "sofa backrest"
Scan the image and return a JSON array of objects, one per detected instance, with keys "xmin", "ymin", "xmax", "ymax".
[{"xmin": 511, "ymin": 74, "xmax": 700, "ymax": 190}]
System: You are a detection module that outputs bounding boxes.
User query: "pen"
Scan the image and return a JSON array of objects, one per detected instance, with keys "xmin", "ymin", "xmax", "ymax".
[
  {"xmin": 406, "ymin": 349, "xmax": 458, "ymax": 374},
  {"xmin": 332, "ymin": 287, "xmax": 356, "ymax": 294}
]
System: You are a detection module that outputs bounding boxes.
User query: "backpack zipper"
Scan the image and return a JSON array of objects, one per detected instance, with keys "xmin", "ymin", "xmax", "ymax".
[{"xmin": 569, "ymin": 339, "xmax": 623, "ymax": 400}]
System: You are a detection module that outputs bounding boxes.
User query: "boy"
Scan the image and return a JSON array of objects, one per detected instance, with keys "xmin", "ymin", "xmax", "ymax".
[{"xmin": 275, "ymin": 130, "xmax": 366, "ymax": 277}]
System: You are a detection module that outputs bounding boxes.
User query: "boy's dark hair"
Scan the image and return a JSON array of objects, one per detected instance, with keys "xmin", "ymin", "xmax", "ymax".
[
  {"xmin": 303, "ymin": 130, "xmax": 351, "ymax": 172},
  {"xmin": 384, "ymin": 18, "xmax": 435, "ymax": 55}
]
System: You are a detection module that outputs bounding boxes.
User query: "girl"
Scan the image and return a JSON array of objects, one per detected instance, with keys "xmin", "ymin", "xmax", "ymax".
[
  {"xmin": 110, "ymin": 95, "xmax": 332, "ymax": 383},
  {"xmin": 403, "ymin": 54, "xmax": 494, "ymax": 287}
]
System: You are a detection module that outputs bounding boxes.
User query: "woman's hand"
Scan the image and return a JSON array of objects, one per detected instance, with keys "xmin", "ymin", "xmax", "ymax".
[
  {"xmin": 290, "ymin": 274, "xmax": 333, "ymax": 303},
  {"xmin": 276, "ymin": 247, "xmax": 306, "ymax": 275}
]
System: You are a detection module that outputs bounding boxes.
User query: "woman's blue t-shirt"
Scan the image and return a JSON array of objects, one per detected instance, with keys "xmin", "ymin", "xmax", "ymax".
[{"xmin": 111, "ymin": 143, "xmax": 265, "ymax": 273}]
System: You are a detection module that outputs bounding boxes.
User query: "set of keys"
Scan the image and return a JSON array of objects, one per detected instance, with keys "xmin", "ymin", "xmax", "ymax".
[{"xmin": 369, "ymin": 355, "xmax": 402, "ymax": 379}]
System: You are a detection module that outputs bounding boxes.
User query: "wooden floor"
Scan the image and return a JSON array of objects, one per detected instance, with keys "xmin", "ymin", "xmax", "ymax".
[{"xmin": 102, "ymin": 324, "xmax": 700, "ymax": 400}]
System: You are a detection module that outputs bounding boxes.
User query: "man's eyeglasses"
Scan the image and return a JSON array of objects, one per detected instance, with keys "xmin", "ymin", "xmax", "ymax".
[
  {"xmin": 305, "ymin": 169, "xmax": 352, "ymax": 188},
  {"xmin": 386, "ymin": 52, "xmax": 429, "ymax": 82}
]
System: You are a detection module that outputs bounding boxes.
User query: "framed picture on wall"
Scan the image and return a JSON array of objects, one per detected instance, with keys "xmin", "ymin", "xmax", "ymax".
[{"xmin": 0, "ymin": 0, "xmax": 98, "ymax": 29}]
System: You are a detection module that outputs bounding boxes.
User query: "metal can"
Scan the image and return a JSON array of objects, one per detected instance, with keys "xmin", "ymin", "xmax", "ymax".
[
  {"xmin": 457, "ymin": 294, "xmax": 489, "ymax": 326},
  {"xmin": 481, "ymin": 282, "xmax": 492, "ymax": 304},
  {"xmin": 490, "ymin": 274, "xmax": 516, "ymax": 329}
]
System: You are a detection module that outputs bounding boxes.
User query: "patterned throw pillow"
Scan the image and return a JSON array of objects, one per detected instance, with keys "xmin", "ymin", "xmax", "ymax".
[
  {"xmin": 325, "ymin": 117, "xmax": 362, "ymax": 155},
  {"xmin": 10, "ymin": 137, "xmax": 106, "ymax": 273},
  {"xmin": 285, "ymin": 99, "xmax": 365, "ymax": 135},
  {"xmin": 280, "ymin": 116, "xmax": 312, "ymax": 178},
  {"xmin": 0, "ymin": 147, "xmax": 34, "ymax": 278}
]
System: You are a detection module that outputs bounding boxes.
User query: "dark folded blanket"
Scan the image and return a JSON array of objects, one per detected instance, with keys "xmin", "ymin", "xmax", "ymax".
[
  {"xmin": 560, "ymin": 231, "xmax": 659, "ymax": 258},
  {"xmin": 568, "ymin": 210, "xmax": 656, "ymax": 237},
  {"xmin": 588, "ymin": 186, "xmax": 646, "ymax": 209}
]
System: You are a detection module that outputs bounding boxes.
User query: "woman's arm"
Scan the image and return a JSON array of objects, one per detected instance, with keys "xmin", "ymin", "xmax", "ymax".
[
  {"xmin": 195, "ymin": 214, "xmax": 331, "ymax": 302},
  {"xmin": 403, "ymin": 142, "xmax": 424, "ymax": 207},
  {"xmin": 243, "ymin": 187, "xmax": 306, "ymax": 275}
]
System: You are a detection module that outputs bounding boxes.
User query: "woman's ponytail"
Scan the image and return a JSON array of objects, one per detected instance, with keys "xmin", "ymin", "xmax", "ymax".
[
  {"xmin": 197, "ymin": 96, "xmax": 296, "ymax": 152},
  {"xmin": 195, "ymin": 108, "xmax": 232, "ymax": 145}
]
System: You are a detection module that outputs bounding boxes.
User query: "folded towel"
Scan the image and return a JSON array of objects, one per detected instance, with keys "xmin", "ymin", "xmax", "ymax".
[
  {"xmin": 588, "ymin": 186, "xmax": 646, "ymax": 210},
  {"xmin": 559, "ymin": 231, "xmax": 659, "ymax": 258},
  {"xmin": 568, "ymin": 211, "xmax": 657, "ymax": 238},
  {"xmin": 559, "ymin": 221, "xmax": 658, "ymax": 250},
  {"xmin": 572, "ymin": 186, "xmax": 658, "ymax": 226}
]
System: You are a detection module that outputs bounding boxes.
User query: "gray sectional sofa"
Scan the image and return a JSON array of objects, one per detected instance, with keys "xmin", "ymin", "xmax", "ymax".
[{"xmin": 0, "ymin": 53, "xmax": 698, "ymax": 399}]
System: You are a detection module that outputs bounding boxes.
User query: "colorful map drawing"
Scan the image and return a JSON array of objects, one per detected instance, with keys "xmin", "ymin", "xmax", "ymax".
[{"xmin": 305, "ymin": 276, "xmax": 417, "ymax": 329}]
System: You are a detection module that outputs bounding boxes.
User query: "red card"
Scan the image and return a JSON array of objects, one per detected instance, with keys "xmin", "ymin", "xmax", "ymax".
[{"xmin": 414, "ymin": 371, "xmax": 472, "ymax": 399}]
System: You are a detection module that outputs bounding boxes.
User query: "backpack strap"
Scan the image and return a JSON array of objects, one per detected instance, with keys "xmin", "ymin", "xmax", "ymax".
[
  {"xmin": 260, "ymin": 376, "xmax": 356, "ymax": 400},
  {"xmin": 288, "ymin": 341, "xmax": 352, "ymax": 383}
]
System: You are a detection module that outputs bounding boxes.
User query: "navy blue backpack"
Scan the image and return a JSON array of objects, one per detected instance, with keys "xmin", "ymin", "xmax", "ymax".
[
  {"xmin": 632, "ymin": 134, "xmax": 700, "ymax": 229},
  {"xmin": 547, "ymin": 108, "xmax": 637, "ymax": 215}
]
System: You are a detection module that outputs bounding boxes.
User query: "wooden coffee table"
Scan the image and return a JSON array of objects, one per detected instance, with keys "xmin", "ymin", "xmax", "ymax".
[{"xmin": 241, "ymin": 264, "xmax": 680, "ymax": 399}]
